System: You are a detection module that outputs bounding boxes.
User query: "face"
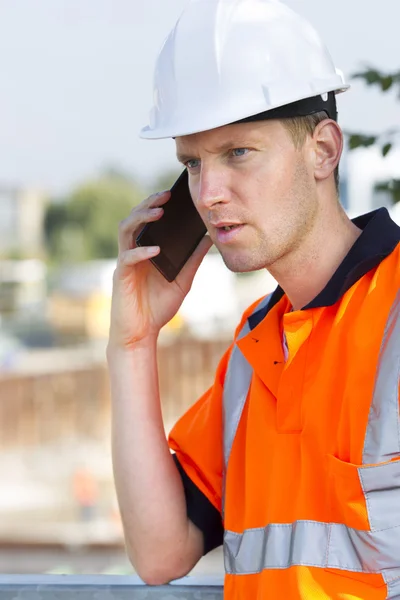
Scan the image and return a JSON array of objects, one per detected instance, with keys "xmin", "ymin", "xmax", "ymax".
[{"xmin": 175, "ymin": 120, "xmax": 319, "ymax": 273}]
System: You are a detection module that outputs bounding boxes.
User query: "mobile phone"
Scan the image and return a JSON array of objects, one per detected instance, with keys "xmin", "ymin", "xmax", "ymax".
[{"xmin": 136, "ymin": 170, "xmax": 207, "ymax": 282}]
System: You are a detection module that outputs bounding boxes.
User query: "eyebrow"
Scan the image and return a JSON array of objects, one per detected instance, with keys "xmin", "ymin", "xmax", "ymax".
[{"xmin": 176, "ymin": 139, "xmax": 256, "ymax": 164}]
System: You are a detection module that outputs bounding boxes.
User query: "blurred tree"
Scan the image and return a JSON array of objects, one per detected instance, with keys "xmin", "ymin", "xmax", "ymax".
[
  {"xmin": 347, "ymin": 66, "xmax": 400, "ymax": 203},
  {"xmin": 154, "ymin": 169, "xmax": 182, "ymax": 193},
  {"xmin": 44, "ymin": 169, "xmax": 143, "ymax": 263}
]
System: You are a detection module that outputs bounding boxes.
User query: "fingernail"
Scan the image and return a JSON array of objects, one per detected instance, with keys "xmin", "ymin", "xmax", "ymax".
[
  {"xmin": 146, "ymin": 246, "xmax": 160, "ymax": 254},
  {"xmin": 156, "ymin": 190, "xmax": 169, "ymax": 196}
]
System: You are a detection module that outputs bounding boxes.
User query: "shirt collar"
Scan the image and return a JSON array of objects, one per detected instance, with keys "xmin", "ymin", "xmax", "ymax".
[{"xmin": 248, "ymin": 208, "xmax": 400, "ymax": 330}]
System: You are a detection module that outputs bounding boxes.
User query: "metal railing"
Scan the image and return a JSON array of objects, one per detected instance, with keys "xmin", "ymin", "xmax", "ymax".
[{"xmin": 0, "ymin": 575, "xmax": 224, "ymax": 598}]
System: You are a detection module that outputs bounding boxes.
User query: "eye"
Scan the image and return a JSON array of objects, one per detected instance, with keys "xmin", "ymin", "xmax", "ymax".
[
  {"xmin": 186, "ymin": 159, "xmax": 201, "ymax": 170},
  {"xmin": 232, "ymin": 148, "xmax": 249, "ymax": 157}
]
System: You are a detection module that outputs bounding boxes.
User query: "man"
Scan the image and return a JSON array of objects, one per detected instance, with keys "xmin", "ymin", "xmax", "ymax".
[{"xmin": 107, "ymin": 0, "xmax": 400, "ymax": 598}]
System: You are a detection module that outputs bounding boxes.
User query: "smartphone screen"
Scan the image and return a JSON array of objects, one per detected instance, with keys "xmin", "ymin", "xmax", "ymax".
[{"xmin": 136, "ymin": 170, "xmax": 207, "ymax": 282}]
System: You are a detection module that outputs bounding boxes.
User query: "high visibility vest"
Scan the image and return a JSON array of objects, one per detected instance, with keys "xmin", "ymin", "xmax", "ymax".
[{"xmin": 222, "ymin": 246, "xmax": 400, "ymax": 599}]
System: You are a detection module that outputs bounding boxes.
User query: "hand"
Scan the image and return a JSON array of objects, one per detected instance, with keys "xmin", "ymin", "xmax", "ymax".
[{"xmin": 107, "ymin": 190, "xmax": 212, "ymax": 351}]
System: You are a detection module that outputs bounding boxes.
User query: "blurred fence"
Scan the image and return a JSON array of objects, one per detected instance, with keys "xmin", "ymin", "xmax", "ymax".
[{"xmin": 0, "ymin": 337, "xmax": 230, "ymax": 450}]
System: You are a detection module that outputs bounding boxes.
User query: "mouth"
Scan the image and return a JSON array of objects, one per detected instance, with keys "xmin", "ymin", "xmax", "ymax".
[
  {"xmin": 219, "ymin": 225, "xmax": 240, "ymax": 231},
  {"xmin": 214, "ymin": 223, "xmax": 245, "ymax": 244},
  {"xmin": 212, "ymin": 220, "xmax": 243, "ymax": 230}
]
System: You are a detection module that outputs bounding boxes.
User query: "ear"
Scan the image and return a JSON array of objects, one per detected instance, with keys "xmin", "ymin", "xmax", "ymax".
[{"xmin": 313, "ymin": 120, "xmax": 343, "ymax": 183}]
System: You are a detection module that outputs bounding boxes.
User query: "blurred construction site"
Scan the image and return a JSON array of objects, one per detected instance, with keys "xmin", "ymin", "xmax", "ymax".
[{"xmin": 0, "ymin": 246, "xmax": 275, "ymax": 575}]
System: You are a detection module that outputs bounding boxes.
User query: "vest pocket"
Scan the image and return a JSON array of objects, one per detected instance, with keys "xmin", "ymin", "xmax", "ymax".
[{"xmin": 324, "ymin": 454, "xmax": 400, "ymax": 588}]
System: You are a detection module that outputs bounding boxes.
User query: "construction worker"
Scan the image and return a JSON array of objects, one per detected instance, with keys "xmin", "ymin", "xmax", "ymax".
[{"xmin": 107, "ymin": 0, "xmax": 400, "ymax": 597}]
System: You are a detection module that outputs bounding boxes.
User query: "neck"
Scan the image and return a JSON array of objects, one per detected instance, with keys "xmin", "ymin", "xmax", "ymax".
[{"xmin": 268, "ymin": 201, "xmax": 362, "ymax": 311}]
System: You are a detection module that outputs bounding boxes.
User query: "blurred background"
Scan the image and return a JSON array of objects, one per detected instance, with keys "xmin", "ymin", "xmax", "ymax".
[{"xmin": 0, "ymin": 0, "xmax": 399, "ymax": 578}]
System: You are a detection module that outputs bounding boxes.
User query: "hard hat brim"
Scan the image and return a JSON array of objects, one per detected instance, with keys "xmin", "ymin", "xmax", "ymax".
[{"xmin": 140, "ymin": 85, "xmax": 350, "ymax": 140}]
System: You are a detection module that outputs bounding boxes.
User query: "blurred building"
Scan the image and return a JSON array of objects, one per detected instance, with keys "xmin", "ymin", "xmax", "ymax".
[
  {"xmin": 179, "ymin": 252, "xmax": 242, "ymax": 338},
  {"xmin": 0, "ymin": 260, "xmax": 49, "ymax": 367},
  {"xmin": 47, "ymin": 254, "xmax": 264, "ymax": 342},
  {"xmin": 0, "ymin": 260, "xmax": 47, "ymax": 316},
  {"xmin": 47, "ymin": 260, "xmax": 116, "ymax": 340},
  {"xmin": 0, "ymin": 186, "xmax": 48, "ymax": 258},
  {"xmin": 346, "ymin": 147, "xmax": 400, "ymax": 219}
]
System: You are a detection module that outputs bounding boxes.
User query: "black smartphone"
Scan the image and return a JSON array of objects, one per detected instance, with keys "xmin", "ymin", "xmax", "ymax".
[{"xmin": 136, "ymin": 170, "xmax": 207, "ymax": 282}]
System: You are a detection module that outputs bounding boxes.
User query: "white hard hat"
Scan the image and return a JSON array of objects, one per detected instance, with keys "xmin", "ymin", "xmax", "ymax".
[{"xmin": 140, "ymin": 0, "xmax": 349, "ymax": 140}]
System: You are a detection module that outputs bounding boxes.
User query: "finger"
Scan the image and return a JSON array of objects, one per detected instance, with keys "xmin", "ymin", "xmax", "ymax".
[
  {"xmin": 118, "ymin": 191, "xmax": 171, "ymax": 252},
  {"xmin": 147, "ymin": 190, "xmax": 171, "ymax": 209},
  {"xmin": 134, "ymin": 190, "xmax": 171, "ymax": 212},
  {"xmin": 116, "ymin": 245, "xmax": 160, "ymax": 277},
  {"xmin": 175, "ymin": 235, "xmax": 213, "ymax": 291},
  {"xmin": 118, "ymin": 207, "xmax": 164, "ymax": 253}
]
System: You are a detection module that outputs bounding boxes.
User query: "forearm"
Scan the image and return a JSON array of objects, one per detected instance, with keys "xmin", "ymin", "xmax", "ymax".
[{"xmin": 107, "ymin": 338, "xmax": 201, "ymax": 582}]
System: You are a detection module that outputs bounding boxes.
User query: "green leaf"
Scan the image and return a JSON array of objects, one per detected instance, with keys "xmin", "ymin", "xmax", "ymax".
[
  {"xmin": 365, "ymin": 70, "xmax": 382, "ymax": 85},
  {"xmin": 382, "ymin": 143, "xmax": 392, "ymax": 157},
  {"xmin": 348, "ymin": 134, "xmax": 377, "ymax": 150},
  {"xmin": 381, "ymin": 76, "xmax": 394, "ymax": 91},
  {"xmin": 352, "ymin": 68, "xmax": 381, "ymax": 85},
  {"xmin": 351, "ymin": 67, "xmax": 399, "ymax": 93}
]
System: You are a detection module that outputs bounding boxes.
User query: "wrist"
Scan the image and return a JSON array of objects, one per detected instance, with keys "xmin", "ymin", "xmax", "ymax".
[{"xmin": 106, "ymin": 335, "xmax": 158, "ymax": 364}]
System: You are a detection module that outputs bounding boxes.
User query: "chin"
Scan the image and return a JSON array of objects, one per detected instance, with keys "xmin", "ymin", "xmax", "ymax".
[{"xmin": 220, "ymin": 252, "xmax": 268, "ymax": 274}]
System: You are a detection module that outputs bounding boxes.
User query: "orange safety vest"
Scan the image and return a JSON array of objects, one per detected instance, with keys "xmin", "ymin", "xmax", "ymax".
[{"xmin": 169, "ymin": 213, "xmax": 400, "ymax": 599}]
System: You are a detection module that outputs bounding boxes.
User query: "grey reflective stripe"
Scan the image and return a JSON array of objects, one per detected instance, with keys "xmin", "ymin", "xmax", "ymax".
[
  {"xmin": 363, "ymin": 290, "xmax": 400, "ymax": 464},
  {"xmin": 358, "ymin": 292, "xmax": 400, "ymax": 595},
  {"xmin": 224, "ymin": 518, "xmax": 400, "ymax": 578},
  {"xmin": 386, "ymin": 576, "xmax": 400, "ymax": 599},
  {"xmin": 224, "ymin": 521, "xmax": 332, "ymax": 575},
  {"xmin": 222, "ymin": 322, "xmax": 251, "ymax": 472},
  {"xmin": 223, "ymin": 293, "xmax": 272, "ymax": 471},
  {"xmin": 358, "ymin": 458, "xmax": 400, "ymax": 532},
  {"xmin": 222, "ymin": 294, "xmax": 272, "ymax": 517}
]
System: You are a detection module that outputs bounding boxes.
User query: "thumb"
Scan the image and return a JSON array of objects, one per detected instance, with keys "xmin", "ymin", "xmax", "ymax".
[{"xmin": 176, "ymin": 235, "xmax": 213, "ymax": 291}]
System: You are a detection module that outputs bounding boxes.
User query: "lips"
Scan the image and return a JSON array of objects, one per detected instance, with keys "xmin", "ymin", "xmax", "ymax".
[
  {"xmin": 214, "ymin": 223, "xmax": 245, "ymax": 244},
  {"xmin": 219, "ymin": 224, "xmax": 239, "ymax": 231},
  {"xmin": 211, "ymin": 221, "xmax": 243, "ymax": 229}
]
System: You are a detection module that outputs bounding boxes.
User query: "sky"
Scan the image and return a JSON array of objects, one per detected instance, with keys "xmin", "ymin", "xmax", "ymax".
[{"xmin": 0, "ymin": 0, "xmax": 399, "ymax": 197}]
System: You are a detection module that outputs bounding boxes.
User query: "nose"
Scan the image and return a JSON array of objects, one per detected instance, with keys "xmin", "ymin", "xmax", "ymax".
[{"xmin": 192, "ymin": 166, "xmax": 230, "ymax": 211}]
